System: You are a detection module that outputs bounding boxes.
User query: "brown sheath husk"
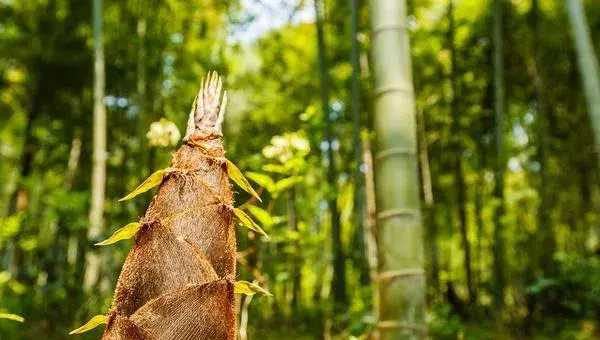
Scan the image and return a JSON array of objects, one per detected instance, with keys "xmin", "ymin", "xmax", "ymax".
[{"xmin": 102, "ymin": 137, "xmax": 237, "ymax": 339}]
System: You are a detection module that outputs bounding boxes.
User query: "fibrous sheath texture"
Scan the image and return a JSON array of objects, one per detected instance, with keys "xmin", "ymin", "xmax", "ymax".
[{"xmin": 102, "ymin": 72, "xmax": 237, "ymax": 340}]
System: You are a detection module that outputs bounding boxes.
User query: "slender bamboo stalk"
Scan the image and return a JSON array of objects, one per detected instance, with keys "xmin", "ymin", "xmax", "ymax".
[
  {"xmin": 351, "ymin": 0, "xmax": 370, "ymax": 285},
  {"xmin": 288, "ymin": 188, "xmax": 301, "ymax": 319},
  {"xmin": 492, "ymin": 0, "xmax": 506, "ymax": 324},
  {"xmin": 137, "ymin": 2, "xmax": 149, "ymax": 178},
  {"xmin": 361, "ymin": 133, "xmax": 380, "ymax": 338},
  {"xmin": 84, "ymin": 0, "xmax": 107, "ymax": 292},
  {"xmin": 351, "ymin": 0, "xmax": 362, "ymax": 189},
  {"xmin": 448, "ymin": 0, "xmax": 474, "ymax": 311},
  {"xmin": 416, "ymin": 108, "xmax": 433, "ymax": 207},
  {"xmin": 314, "ymin": 0, "xmax": 347, "ymax": 309},
  {"xmin": 566, "ymin": 0, "xmax": 600, "ymax": 164}
]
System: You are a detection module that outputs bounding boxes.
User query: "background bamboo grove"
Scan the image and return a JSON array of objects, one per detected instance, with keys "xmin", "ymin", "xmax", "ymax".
[{"xmin": 1, "ymin": 0, "xmax": 600, "ymax": 339}]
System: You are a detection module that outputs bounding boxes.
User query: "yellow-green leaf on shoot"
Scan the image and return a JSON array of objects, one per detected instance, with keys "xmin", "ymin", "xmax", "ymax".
[
  {"xmin": 226, "ymin": 159, "xmax": 262, "ymax": 202},
  {"xmin": 119, "ymin": 168, "xmax": 174, "ymax": 201},
  {"xmin": 0, "ymin": 313, "xmax": 24, "ymax": 322},
  {"xmin": 69, "ymin": 315, "xmax": 108, "ymax": 335},
  {"xmin": 233, "ymin": 281, "xmax": 272, "ymax": 297},
  {"xmin": 233, "ymin": 208, "xmax": 269, "ymax": 239},
  {"xmin": 95, "ymin": 222, "xmax": 141, "ymax": 246}
]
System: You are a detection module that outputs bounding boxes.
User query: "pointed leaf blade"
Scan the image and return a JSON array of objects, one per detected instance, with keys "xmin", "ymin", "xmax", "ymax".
[
  {"xmin": 234, "ymin": 281, "xmax": 272, "ymax": 297},
  {"xmin": 69, "ymin": 315, "xmax": 108, "ymax": 335},
  {"xmin": 119, "ymin": 168, "xmax": 174, "ymax": 201},
  {"xmin": 233, "ymin": 208, "xmax": 269, "ymax": 239},
  {"xmin": 95, "ymin": 222, "xmax": 141, "ymax": 246},
  {"xmin": 0, "ymin": 313, "xmax": 24, "ymax": 322},
  {"xmin": 226, "ymin": 159, "xmax": 262, "ymax": 202}
]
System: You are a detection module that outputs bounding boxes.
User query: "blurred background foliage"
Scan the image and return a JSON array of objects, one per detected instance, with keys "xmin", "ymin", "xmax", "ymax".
[{"xmin": 1, "ymin": 0, "xmax": 600, "ymax": 339}]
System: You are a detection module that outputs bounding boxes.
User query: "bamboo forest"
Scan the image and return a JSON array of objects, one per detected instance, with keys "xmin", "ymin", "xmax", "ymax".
[{"xmin": 2, "ymin": 0, "xmax": 600, "ymax": 339}]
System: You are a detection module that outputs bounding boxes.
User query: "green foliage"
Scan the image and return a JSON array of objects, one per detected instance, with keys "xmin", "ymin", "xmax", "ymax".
[
  {"xmin": 429, "ymin": 304, "xmax": 464, "ymax": 340},
  {"xmin": 0, "ymin": 213, "xmax": 23, "ymax": 245},
  {"xmin": 246, "ymin": 172, "xmax": 276, "ymax": 192},
  {"xmin": 246, "ymin": 205, "xmax": 285, "ymax": 229},
  {"xmin": 537, "ymin": 253, "xmax": 600, "ymax": 318},
  {"xmin": 526, "ymin": 277, "xmax": 559, "ymax": 296}
]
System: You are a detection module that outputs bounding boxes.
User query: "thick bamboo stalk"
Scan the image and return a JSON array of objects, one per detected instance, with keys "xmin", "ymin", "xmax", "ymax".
[
  {"xmin": 85, "ymin": 0, "xmax": 107, "ymax": 292},
  {"xmin": 369, "ymin": 0, "xmax": 427, "ymax": 338},
  {"xmin": 566, "ymin": 0, "xmax": 600, "ymax": 164}
]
